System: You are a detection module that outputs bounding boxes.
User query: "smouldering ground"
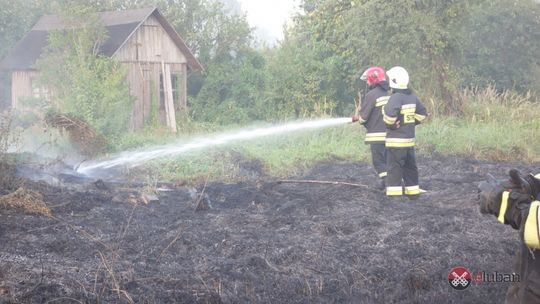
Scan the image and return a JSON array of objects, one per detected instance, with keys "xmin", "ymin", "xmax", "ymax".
[{"xmin": 0, "ymin": 155, "xmax": 538, "ymax": 303}]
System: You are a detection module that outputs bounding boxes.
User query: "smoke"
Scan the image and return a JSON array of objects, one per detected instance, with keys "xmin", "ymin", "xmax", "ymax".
[
  {"xmin": 3, "ymin": 124, "xmax": 89, "ymax": 186},
  {"xmin": 9, "ymin": 125, "xmax": 85, "ymax": 166}
]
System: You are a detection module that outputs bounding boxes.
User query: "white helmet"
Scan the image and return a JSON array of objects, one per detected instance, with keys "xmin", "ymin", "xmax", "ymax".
[{"xmin": 386, "ymin": 66, "xmax": 409, "ymax": 89}]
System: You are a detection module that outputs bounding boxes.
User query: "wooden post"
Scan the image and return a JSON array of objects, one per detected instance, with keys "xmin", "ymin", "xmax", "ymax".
[
  {"xmin": 180, "ymin": 63, "xmax": 187, "ymax": 111},
  {"xmin": 160, "ymin": 61, "xmax": 170, "ymax": 128},
  {"xmin": 138, "ymin": 62, "xmax": 146, "ymax": 124},
  {"xmin": 165, "ymin": 64, "xmax": 178, "ymax": 133},
  {"xmin": 161, "ymin": 61, "xmax": 177, "ymax": 133}
]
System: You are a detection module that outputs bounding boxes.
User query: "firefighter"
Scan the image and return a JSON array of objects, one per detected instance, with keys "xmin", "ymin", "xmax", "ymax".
[
  {"xmin": 382, "ymin": 66, "xmax": 427, "ymax": 199},
  {"xmin": 352, "ymin": 67, "xmax": 390, "ymax": 188},
  {"xmin": 478, "ymin": 170, "xmax": 540, "ymax": 304}
]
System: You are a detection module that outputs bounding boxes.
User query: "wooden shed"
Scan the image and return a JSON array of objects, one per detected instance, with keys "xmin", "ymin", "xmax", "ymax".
[{"xmin": 0, "ymin": 7, "xmax": 203, "ymax": 131}]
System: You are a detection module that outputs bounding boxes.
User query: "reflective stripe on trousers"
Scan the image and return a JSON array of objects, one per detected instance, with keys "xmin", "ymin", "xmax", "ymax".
[{"xmin": 385, "ymin": 147, "xmax": 419, "ymax": 197}]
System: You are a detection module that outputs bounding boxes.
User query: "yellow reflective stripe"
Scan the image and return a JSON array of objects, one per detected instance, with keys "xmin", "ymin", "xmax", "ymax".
[
  {"xmin": 405, "ymin": 185, "xmax": 420, "ymax": 195},
  {"xmin": 400, "ymin": 108, "xmax": 416, "ymax": 115},
  {"xmin": 386, "ymin": 138, "xmax": 415, "ymax": 143},
  {"xmin": 524, "ymin": 201, "xmax": 540, "ymax": 249},
  {"xmin": 365, "ymin": 132, "xmax": 386, "ymax": 142},
  {"xmin": 382, "ymin": 106, "xmax": 397, "ymax": 125},
  {"xmin": 383, "ymin": 114, "xmax": 397, "ymax": 124},
  {"xmin": 415, "ymin": 114, "xmax": 427, "ymax": 122},
  {"xmin": 366, "ymin": 132, "xmax": 386, "ymax": 137},
  {"xmin": 386, "ymin": 186, "xmax": 403, "ymax": 196},
  {"xmin": 535, "ymin": 174, "xmax": 540, "ymax": 180},
  {"xmin": 498, "ymin": 191, "xmax": 510, "ymax": 224},
  {"xmin": 386, "ymin": 142, "xmax": 415, "ymax": 148},
  {"xmin": 375, "ymin": 96, "xmax": 390, "ymax": 107},
  {"xmin": 379, "ymin": 172, "xmax": 387, "ymax": 178},
  {"xmin": 386, "ymin": 138, "xmax": 415, "ymax": 148}
]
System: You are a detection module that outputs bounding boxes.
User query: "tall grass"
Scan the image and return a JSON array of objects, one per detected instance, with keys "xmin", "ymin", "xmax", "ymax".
[{"xmin": 418, "ymin": 86, "xmax": 540, "ymax": 161}]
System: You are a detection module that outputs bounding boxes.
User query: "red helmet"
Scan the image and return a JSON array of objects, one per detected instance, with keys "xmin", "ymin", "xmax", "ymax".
[{"xmin": 360, "ymin": 67, "xmax": 386, "ymax": 86}]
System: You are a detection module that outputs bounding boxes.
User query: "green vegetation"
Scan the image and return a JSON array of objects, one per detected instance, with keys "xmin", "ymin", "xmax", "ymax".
[{"xmin": 124, "ymin": 87, "xmax": 540, "ymax": 183}]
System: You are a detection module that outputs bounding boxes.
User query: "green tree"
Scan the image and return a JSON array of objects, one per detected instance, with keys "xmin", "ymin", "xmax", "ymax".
[
  {"xmin": 458, "ymin": 0, "xmax": 540, "ymax": 91},
  {"xmin": 263, "ymin": 33, "xmax": 343, "ymax": 119},
  {"xmin": 271, "ymin": 0, "xmax": 540, "ymax": 117},
  {"xmin": 190, "ymin": 50, "xmax": 268, "ymax": 124},
  {"xmin": 0, "ymin": 0, "xmax": 46, "ymax": 58}
]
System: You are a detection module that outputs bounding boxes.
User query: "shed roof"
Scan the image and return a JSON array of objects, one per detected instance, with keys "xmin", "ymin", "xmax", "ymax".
[{"xmin": 0, "ymin": 7, "xmax": 203, "ymax": 71}]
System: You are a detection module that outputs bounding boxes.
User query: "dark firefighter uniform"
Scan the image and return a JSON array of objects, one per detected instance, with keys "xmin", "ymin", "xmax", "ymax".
[
  {"xmin": 358, "ymin": 81, "xmax": 390, "ymax": 180},
  {"xmin": 382, "ymin": 90, "xmax": 427, "ymax": 197},
  {"xmin": 479, "ymin": 172, "xmax": 540, "ymax": 304}
]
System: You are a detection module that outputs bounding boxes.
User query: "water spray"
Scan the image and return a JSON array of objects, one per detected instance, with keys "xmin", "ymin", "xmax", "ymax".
[{"xmin": 76, "ymin": 118, "xmax": 352, "ymax": 178}]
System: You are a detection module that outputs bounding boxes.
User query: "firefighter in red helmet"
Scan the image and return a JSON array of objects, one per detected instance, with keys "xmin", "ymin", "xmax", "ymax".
[{"xmin": 352, "ymin": 66, "xmax": 390, "ymax": 189}]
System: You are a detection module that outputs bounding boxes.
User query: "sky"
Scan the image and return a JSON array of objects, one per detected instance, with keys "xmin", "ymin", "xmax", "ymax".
[{"xmin": 236, "ymin": 0, "xmax": 300, "ymax": 43}]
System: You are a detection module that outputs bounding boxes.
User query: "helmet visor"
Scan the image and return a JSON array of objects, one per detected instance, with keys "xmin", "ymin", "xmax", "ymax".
[{"xmin": 360, "ymin": 71, "xmax": 368, "ymax": 81}]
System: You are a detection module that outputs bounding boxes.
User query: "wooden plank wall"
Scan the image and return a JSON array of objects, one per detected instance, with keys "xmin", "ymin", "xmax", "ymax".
[
  {"xmin": 114, "ymin": 15, "xmax": 187, "ymax": 64},
  {"xmin": 117, "ymin": 14, "xmax": 190, "ymax": 130},
  {"xmin": 11, "ymin": 70, "xmax": 37, "ymax": 108},
  {"xmin": 126, "ymin": 62, "xmax": 152, "ymax": 130},
  {"xmin": 126, "ymin": 62, "xmax": 187, "ymax": 130}
]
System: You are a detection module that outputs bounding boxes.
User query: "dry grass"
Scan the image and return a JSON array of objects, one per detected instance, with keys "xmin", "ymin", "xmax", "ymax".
[
  {"xmin": 0, "ymin": 111, "xmax": 12, "ymax": 155},
  {"xmin": 45, "ymin": 112, "xmax": 107, "ymax": 157},
  {"xmin": 0, "ymin": 187, "xmax": 51, "ymax": 216},
  {"xmin": 97, "ymin": 251, "xmax": 134, "ymax": 304},
  {"xmin": 459, "ymin": 86, "xmax": 539, "ymax": 123}
]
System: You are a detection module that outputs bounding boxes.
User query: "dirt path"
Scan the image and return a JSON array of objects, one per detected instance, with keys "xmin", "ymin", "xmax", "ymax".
[{"xmin": 0, "ymin": 156, "xmax": 538, "ymax": 303}]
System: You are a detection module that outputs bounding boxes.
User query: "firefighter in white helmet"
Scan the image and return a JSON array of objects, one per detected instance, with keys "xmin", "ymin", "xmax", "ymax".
[{"xmin": 382, "ymin": 67, "xmax": 428, "ymax": 199}]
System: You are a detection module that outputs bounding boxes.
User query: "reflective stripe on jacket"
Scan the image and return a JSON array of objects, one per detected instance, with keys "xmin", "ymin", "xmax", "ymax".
[
  {"xmin": 359, "ymin": 82, "xmax": 390, "ymax": 143},
  {"xmin": 383, "ymin": 90, "xmax": 427, "ymax": 148},
  {"xmin": 524, "ymin": 201, "xmax": 540, "ymax": 249}
]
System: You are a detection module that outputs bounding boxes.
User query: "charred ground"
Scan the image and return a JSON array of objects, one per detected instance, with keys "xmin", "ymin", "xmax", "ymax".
[{"xmin": 1, "ymin": 155, "xmax": 539, "ymax": 303}]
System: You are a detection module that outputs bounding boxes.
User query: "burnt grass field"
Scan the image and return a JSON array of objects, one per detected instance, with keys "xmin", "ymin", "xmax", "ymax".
[{"xmin": 1, "ymin": 155, "xmax": 539, "ymax": 303}]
